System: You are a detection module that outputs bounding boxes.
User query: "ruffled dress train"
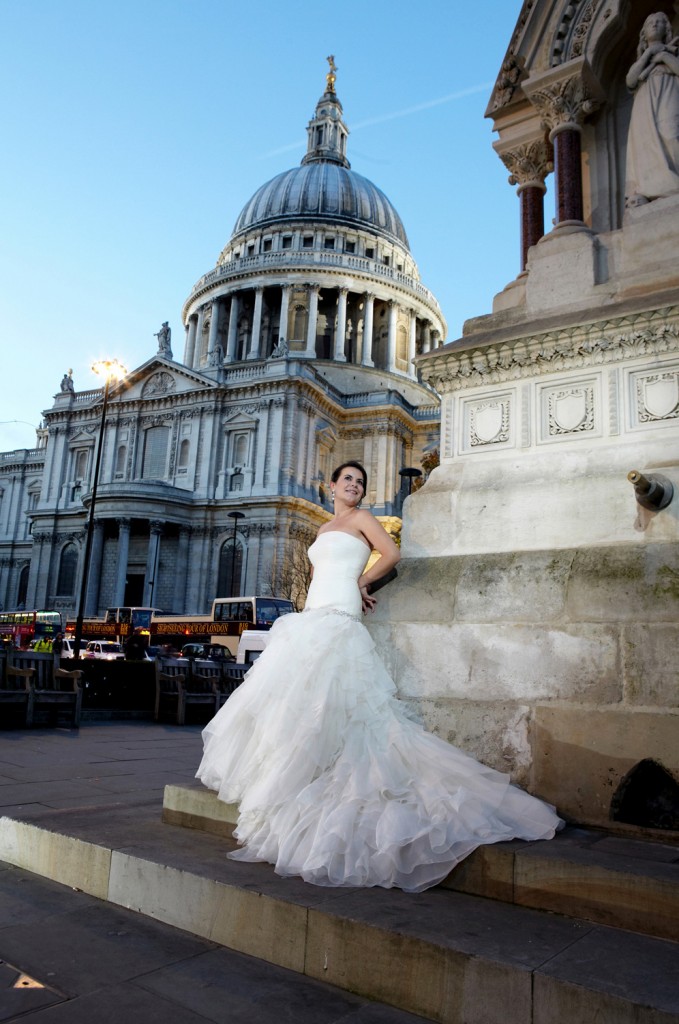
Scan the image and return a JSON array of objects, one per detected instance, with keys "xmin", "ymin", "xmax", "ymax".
[{"xmin": 196, "ymin": 532, "xmax": 561, "ymax": 892}]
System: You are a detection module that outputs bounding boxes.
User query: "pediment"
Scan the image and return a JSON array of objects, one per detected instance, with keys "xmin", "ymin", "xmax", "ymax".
[
  {"xmin": 112, "ymin": 359, "xmax": 217, "ymax": 402},
  {"xmin": 222, "ymin": 409, "xmax": 258, "ymax": 429}
]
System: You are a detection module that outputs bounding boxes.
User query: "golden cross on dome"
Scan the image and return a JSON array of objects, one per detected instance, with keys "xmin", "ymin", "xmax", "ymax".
[{"xmin": 326, "ymin": 55, "xmax": 337, "ymax": 93}]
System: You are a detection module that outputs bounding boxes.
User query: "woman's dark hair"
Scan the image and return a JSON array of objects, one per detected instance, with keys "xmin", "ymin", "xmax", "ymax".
[{"xmin": 331, "ymin": 461, "xmax": 368, "ymax": 491}]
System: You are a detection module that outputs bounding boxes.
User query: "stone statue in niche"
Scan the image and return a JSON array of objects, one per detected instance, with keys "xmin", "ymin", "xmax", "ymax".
[
  {"xmin": 270, "ymin": 337, "xmax": 288, "ymax": 358},
  {"xmin": 154, "ymin": 321, "xmax": 173, "ymax": 358},
  {"xmin": 60, "ymin": 369, "xmax": 74, "ymax": 392},
  {"xmin": 208, "ymin": 343, "xmax": 223, "ymax": 367},
  {"xmin": 625, "ymin": 12, "xmax": 679, "ymax": 207}
]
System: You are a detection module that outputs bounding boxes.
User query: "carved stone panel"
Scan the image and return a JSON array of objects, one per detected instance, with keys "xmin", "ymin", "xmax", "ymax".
[
  {"xmin": 628, "ymin": 366, "xmax": 679, "ymax": 430},
  {"xmin": 538, "ymin": 377, "xmax": 600, "ymax": 444},
  {"xmin": 459, "ymin": 391, "xmax": 515, "ymax": 454}
]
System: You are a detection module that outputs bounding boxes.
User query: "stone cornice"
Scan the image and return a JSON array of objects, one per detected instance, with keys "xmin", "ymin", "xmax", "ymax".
[{"xmin": 420, "ymin": 306, "xmax": 679, "ymax": 394}]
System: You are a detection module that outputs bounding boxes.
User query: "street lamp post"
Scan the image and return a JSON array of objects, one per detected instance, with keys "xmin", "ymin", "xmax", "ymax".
[
  {"xmin": 227, "ymin": 510, "xmax": 245, "ymax": 597},
  {"xmin": 399, "ymin": 466, "xmax": 422, "ymax": 499},
  {"xmin": 73, "ymin": 360, "xmax": 127, "ymax": 660}
]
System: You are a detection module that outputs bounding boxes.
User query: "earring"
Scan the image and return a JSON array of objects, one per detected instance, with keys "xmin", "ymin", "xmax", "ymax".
[{"xmin": 331, "ymin": 490, "xmax": 335, "ymax": 503}]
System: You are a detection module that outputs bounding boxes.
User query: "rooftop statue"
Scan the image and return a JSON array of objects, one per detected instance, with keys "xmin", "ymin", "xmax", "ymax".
[
  {"xmin": 625, "ymin": 12, "xmax": 679, "ymax": 207},
  {"xmin": 154, "ymin": 321, "xmax": 173, "ymax": 358},
  {"xmin": 60, "ymin": 369, "xmax": 74, "ymax": 393}
]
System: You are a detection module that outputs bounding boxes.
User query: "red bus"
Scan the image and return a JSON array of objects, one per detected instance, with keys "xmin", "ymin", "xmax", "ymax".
[{"xmin": 0, "ymin": 610, "xmax": 63, "ymax": 648}]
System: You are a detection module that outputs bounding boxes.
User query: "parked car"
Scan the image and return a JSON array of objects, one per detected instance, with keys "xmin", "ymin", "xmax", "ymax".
[
  {"xmin": 181, "ymin": 643, "xmax": 208, "ymax": 659},
  {"xmin": 84, "ymin": 640, "xmax": 125, "ymax": 661},
  {"xmin": 59, "ymin": 638, "xmax": 77, "ymax": 659}
]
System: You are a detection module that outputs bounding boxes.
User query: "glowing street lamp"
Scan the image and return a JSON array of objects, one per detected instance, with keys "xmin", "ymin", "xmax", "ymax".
[{"xmin": 73, "ymin": 359, "xmax": 127, "ymax": 660}]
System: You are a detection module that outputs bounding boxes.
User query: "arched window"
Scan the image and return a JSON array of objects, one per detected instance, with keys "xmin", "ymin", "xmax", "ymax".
[
  {"xmin": 56, "ymin": 544, "xmax": 78, "ymax": 596},
  {"xmin": 16, "ymin": 565, "xmax": 29, "ymax": 608},
  {"xmin": 74, "ymin": 450, "xmax": 88, "ymax": 481},
  {"xmin": 233, "ymin": 434, "xmax": 248, "ymax": 465},
  {"xmin": 142, "ymin": 425, "xmax": 170, "ymax": 479},
  {"xmin": 293, "ymin": 304, "xmax": 308, "ymax": 340},
  {"xmin": 216, "ymin": 539, "xmax": 243, "ymax": 597}
]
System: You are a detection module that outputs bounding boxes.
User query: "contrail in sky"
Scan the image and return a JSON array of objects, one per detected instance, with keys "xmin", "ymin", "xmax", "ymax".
[{"xmin": 262, "ymin": 81, "xmax": 494, "ymax": 159}]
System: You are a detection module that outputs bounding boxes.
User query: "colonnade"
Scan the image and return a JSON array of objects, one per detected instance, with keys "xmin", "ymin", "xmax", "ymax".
[
  {"xmin": 184, "ymin": 284, "xmax": 443, "ymax": 374},
  {"xmin": 496, "ymin": 59, "xmax": 604, "ymax": 270}
]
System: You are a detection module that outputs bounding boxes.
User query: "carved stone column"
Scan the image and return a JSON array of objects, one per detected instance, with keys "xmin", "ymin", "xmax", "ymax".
[
  {"xmin": 195, "ymin": 306, "xmax": 207, "ymax": 366},
  {"xmin": 185, "ymin": 315, "xmax": 198, "ymax": 367},
  {"xmin": 113, "ymin": 518, "xmax": 130, "ymax": 606},
  {"xmin": 249, "ymin": 287, "xmax": 264, "ymax": 359},
  {"xmin": 523, "ymin": 59, "xmax": 603, "ymax": 228},
  {"xmin": 143, "ymin": 521, "xmax": 164, "ymax": 607},
  {"xmin": 206, "ymin": 298, "xmax": 221, "ymax": 363},
  {"xmin": 85, "ymin": 520, "xmax": 105, "ymax": 617},
  {"xmin": 361, "ymin": 293, "xmax": 375, "ymax": 367},
  {"xmin": 304, "ymin": 286, "xmax": 320, "ymax": 357},
  {"xmin": 408, "ymin": 309, "xmax": 417, "ymax": 377},
  {"xmin": 496, "ymin": 136, "xmax": 553, "ymax": 269},
  {"xmin": 226, "ymin": 294, "xmax": 240, "ymax": 363},
  {"xmin": 334, "ymin": 287, "xmax": 348, "ymax": 362},
  {"xmin": 422, "ymin": 321, "xmax": 431, "ymax": 354},
  {"xmin": 387, "ymin": 300, "xmax": 397, "ymax": 372},
  {"xmin": 174, "ymin": 527, "xmax": 190, "ymax": 612},
  {"xmin": 278, "ymin": 285, "xmax": 291, "ymax": 346}
]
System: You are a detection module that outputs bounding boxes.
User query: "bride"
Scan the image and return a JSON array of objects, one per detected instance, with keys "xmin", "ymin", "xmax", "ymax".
[{"xmin": 196, "ymin": 461, "xmax": 562, "ymax": 892}]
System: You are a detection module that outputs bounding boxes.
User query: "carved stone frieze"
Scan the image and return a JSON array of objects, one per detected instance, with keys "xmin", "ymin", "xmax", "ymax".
[
  {"xmin": 420, "ymin": 313, "xmax": 679, "ymax": 394},
  {"xmin": 487, "ymin": 0, "xmax": 536, "ymax": 113},
  {"xmin": 552, "ymin": 0, "xmax": 602, "ymax": 63},
  {"xmin": 142, "ymin": 372, "xmax": 176, "ymax": 398}
]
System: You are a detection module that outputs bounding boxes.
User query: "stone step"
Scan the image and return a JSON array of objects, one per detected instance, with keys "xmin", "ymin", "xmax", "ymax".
[
  {"xmin": 163, "ymin": 782, "xmax": 679, "ymax": 944},
  {"xmin": 1, "ymin": 799, "xmax": 678, "ymax": 1024}
]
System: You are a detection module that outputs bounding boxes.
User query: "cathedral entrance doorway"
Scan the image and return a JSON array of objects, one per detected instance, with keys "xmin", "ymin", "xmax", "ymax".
[{"xmin": 124, "ymin": 573, "xmax": 145, "ymax": 607}]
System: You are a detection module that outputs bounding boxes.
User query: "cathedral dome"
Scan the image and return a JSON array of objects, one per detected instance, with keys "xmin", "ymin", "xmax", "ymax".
[{"xmin": 231, "ymin": 162, "xmax": 409, "ymax": 249}]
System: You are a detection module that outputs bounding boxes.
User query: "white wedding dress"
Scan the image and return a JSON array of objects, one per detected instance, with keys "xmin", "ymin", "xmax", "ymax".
[{"xmin": 196, "ymin": 531, "xmax": 562, "ymax": 892}]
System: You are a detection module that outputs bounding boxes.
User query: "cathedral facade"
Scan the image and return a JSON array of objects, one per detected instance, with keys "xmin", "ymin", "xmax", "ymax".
[{"xmin": 0, "ymin": 69, "xmax": 443, "ymax": 618}]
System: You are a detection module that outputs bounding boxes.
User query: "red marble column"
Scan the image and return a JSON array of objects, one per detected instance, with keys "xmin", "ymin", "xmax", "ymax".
[
  {"xmin": 519, "ymin": 185, "xmax": 545, "ymax": 270},
  {"xmin": 553, "ymin": 128, "xmax": 583, "ymax": 224}
]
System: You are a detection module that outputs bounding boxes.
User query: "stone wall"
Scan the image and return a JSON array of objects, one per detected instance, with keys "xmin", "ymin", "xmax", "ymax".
[{"xmin": 371, "ymin": 541, "xmax": 679, "ymax": 825}]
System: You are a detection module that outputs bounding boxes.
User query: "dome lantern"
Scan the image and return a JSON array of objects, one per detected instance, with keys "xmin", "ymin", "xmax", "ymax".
[{"xmin": 301, "ymin": 55, "xmax": 350, "ymax": 170}]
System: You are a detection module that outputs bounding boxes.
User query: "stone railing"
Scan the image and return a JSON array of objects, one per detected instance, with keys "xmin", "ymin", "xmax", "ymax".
[
  {"xmin": 185, "ymin": 250, "xmax": 443, "ymax": 316},
  {"xmin": 0, "ymin": 447, "xmax": 46, "ymax": 465}
]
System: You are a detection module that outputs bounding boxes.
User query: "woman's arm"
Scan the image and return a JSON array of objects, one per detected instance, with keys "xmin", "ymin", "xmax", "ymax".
[{"xmin": 355, "ymin": 511, "xmax": 401, "ymax": 610}]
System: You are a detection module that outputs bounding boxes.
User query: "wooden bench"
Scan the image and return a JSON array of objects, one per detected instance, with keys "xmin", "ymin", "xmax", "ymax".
[
  {"xmin": 155, "ymin": 659, "xmax": 219, "ymax": 725},
  {"xmin": 1, "ymin": 666, "xmax": 36, "ymax": 727},
  {"xmin": 35, "ymin": 668, "xmax": 84, "ymax": 728},
  {"xmin": 215, "ymin": 663, "xmax": 249, "ymax": 707}
]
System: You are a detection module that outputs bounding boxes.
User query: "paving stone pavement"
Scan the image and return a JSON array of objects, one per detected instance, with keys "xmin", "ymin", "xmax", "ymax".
[{"xmin": 0, "ymin": 722, "xmax": 434, "ymax": 1023}]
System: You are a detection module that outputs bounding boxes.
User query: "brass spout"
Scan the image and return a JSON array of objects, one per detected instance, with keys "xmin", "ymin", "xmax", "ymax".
[{"xmin": 628, "ymin": 470, "xmax": 674, "ymax": 511}]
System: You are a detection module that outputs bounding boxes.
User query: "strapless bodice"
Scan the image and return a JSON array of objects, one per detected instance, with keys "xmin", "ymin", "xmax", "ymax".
[{"xmin": 305, "ymin": 531, "xmax": 370, "ymax": 617}]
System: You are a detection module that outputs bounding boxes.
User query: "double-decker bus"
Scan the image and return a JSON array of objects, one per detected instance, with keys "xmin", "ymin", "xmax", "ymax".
[
  {"xmin": 67, "ymin": 597, "xmax": 294, "ymax": 656},
  {"xmin": 151, "ymin": 597, "xmax": 294, "ymax": 656},
  {"xmin": 0, "ymin": 610, "xmax": 62, "ymax": 648}
]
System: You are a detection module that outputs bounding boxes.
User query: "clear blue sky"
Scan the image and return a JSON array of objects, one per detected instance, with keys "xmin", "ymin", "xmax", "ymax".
[{"xmin": 0, "ymin": 1, "xmax": 526, "ymax": 453}]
